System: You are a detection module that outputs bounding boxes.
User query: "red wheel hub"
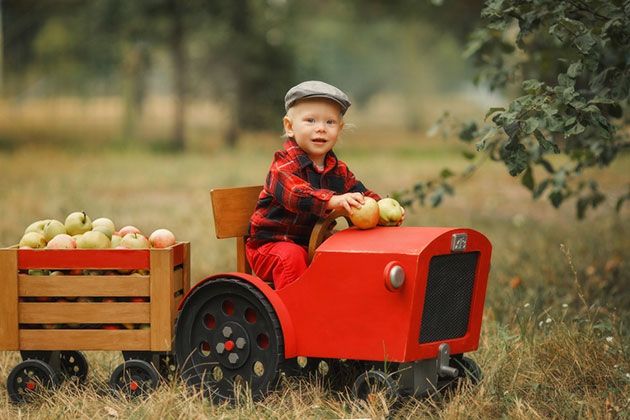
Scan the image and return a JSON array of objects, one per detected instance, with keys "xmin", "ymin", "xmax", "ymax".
[
  {"xmin": 26, "ymin": 381, "xmax": 36, "ymax": 391},
  {"xmin": 130, "ymin": 381, "xmax": 139, "ymax": 391},
  {"xmin": 224, "ymin": 340, "xmax": 235, "ymax": 351}
]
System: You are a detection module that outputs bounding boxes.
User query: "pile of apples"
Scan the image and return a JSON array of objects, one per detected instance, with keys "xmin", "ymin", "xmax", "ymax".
[{"xmin": 18, "ymin": 211, "xmax": 176, "ymax": 250}]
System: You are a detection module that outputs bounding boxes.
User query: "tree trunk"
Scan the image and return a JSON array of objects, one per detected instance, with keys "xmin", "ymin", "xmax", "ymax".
[
  {"xmin": 0, "ymin": 0, "xmax": 4, "ymax": 96},
  {"xmin": 169, "ymin": 0, "xmax": 186, "ymax": 152},
  {"xmin": 121, "ymin": 42, "xmax": 149, "ymax": 143}
]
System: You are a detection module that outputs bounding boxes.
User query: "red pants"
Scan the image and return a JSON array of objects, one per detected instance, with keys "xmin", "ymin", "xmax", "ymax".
[{"xmin": 245, "ymin": 241, "xmax": 308, "ymax": 289}]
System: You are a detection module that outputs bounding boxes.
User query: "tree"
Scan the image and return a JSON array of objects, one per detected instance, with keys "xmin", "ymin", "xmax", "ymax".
[{"xmin": 400, "ymin": 0, "xmax": 629, "ymax": 218}]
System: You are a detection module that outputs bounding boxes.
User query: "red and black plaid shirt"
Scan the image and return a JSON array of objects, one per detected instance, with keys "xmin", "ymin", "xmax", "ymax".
[{"xmin": 248, "ymin": 138, "xmax": 380, "ymax": 248}]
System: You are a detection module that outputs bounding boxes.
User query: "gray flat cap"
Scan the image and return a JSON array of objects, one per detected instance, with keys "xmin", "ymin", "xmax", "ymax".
[{"xmin": 285, "ymin": 81, "xmax": 351, "ymax": 115}]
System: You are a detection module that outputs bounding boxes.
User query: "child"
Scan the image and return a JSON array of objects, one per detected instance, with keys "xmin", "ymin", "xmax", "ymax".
[{"xmin": 246, "ymin": 81, "xmax": 382, "ymax": 289}]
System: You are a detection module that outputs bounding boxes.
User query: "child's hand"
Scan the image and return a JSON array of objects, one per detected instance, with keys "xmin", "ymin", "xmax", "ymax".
[{"xmin": 327, "ymin": 192, "xmax": 365, "ymax": 215}]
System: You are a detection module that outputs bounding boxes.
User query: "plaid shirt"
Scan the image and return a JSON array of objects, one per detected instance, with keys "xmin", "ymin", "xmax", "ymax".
[{"xmin": 248, "ymin": 138, "xmax": 380, "ymax": 247}]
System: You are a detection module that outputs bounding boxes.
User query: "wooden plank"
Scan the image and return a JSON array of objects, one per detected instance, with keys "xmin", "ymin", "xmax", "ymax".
[
  {"xmin": 0, "ymin": 248, "xmax": 19, "ymax": 350},
  {"xmin": 18, "ymin": 275, "xmax": 150, "ymax": 297},
  {"xmin": 210, "ymin": 186, "xmax": 262, "ymax": 239},
  {"xmin": 182, "ymin": 242, "xmax": 191, "ymax": 294},
  {"xmin": 19, "ymin": 302, "xmax": 150, "ymax": 324},
  {"xmin": 19, "ymin": 329, "xmax": 150, "ymax": 351},
  {"xmin": 18, "ymin": 248, "xmax": 150, "ymax": 270},
  {"xmin": 236, "ymin": 237, "xmax": 252, "ymax": 274},
  {"xmin": 150, "ymin": 249, "xmax": 173, "ymax": 351}
]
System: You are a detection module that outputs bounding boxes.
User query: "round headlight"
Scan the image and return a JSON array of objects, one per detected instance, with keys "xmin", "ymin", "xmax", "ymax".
[{"xmin": 384, "ymin": 262, "xmax": 405, "ymax": 291}]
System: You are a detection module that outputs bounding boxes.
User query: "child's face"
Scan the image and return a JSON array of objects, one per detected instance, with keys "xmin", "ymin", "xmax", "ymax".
[{"xmin": 283, "ymin": 99, "xmax": 344, "ymax": 166}]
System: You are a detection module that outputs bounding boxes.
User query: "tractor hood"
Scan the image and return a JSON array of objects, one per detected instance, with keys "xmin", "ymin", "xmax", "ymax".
[{"xmin": 316, "ymin": 226, "xmax": 461, "ymax": 256}]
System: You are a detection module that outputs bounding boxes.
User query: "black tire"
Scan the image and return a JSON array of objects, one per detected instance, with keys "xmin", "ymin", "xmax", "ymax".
[
  {"xmin": 452, "ymin": 356, "xmax": 482, "ymax": 384},
  {"xmin": 7, "ymin": 359, "xmax": 59, "ymax": 403},
  {"xmin": 109, "ymin": 359, "xmax": 160, "ymax": 398},
  {"xmin": 352, "ymin": 370, "xmax": 399, "ymax": 402},
  {"xmin": 174, "ymin": 278, "xmax": 284, "ymax": 401},
  {"xmin": 59, "ymin": 351, "xmax": 89, "ymax": 384}
]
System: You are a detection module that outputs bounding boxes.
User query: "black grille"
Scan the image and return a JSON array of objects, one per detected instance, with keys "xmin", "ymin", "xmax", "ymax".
[{"xmin": 419, "ymin": 252, "xmax": 479, "ymax": 344}]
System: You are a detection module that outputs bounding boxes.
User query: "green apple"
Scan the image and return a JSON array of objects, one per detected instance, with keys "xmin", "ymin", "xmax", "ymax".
[
  {"xmin": 76, "ymin": 230, "xmax": 111, "ymax": 249},
  {"xmin": 92, "ymin": 217, "xmax": 115, "ymax": 239},
  {"xmin": 65, "ymin": 211, "xmax": 92, "ymax": 236},
  {"xmin": 378, "ymin": 198, "xmax": 404, "ymax": 226},
  {"xmin": 120, "ymin": 233, "xmax": 150, "ymax": 249},
  {"xmin": 19, "ymin": 232, "xmax": 47, "ymax": 248},
  {"xmin": 111, "ymin": 233, "xmax": 123, "ymax": 248},
  {"xmin": 349, "ymin": 196, "xmax": 380, "ymax": 229},
  {"xmin": 24, "ymin": 219, "xmax": 50, "ymax": 235},
  {"xmin": 43, "ymin": 219, "xmax": 66, "ymax": 242}
]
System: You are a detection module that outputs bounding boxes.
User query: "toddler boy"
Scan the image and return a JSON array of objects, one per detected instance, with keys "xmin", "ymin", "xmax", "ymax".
[{"xmin": 246, "ymin": 81, "xmax": 381, "ymax": 289}]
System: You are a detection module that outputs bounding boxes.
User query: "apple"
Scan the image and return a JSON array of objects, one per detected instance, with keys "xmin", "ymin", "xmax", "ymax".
[
  {"xmin": 149, "ymin": 228, "xmax": 176, "ymax": 248},
  {"xmin": 349, "ymin": 196, "xmax": 380, "ymax": 229},
  {"xmin": 378, "ymin": 197, "xmax": 405, "ymax": 226},
  {"xmin": 92, "ymin": 217, "xmax": 115, "ymax": 239},
  {"xmin": 19, "ymin": 232, "xmax": 47, "ymax": 249},
  {"xmin": 43, "ymin": 219, "xmax": 66, "ymax": 242},
  {"xmin": 111, "ymin": 234, "xmax": 122, "ymax": 248},
  {"xmin": 25, "ymin": 219, "xmax": 50, "ymax": 235},
  {"xmin": 120, "ymin": 233, "xmax": 150, "ymax": 249},
  {"xmin": 65, "ymin": 211, "xmax": 92, "ymax": 236},
  {"xmin": 46, "ymin": 234, "xmax": 77, "ymax": 249},
  {"xmin": 76, "ymin": 230, "xmax": 111, "ymax": 249},
  {"xmin": 118, "ymin": 225, "xmax": 141, "ymax": 236}
]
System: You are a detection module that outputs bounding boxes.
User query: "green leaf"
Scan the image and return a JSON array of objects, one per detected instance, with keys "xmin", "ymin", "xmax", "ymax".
[
  {"xmin": 567, "ymin": 61, "xmax": 582, "ymax": 78},
  {"xmin": 484, "ymin": 107, "xmax": 505, "ymax": 121},
  {"xmin": 459, "ymin": 122, "xmax": 478, "ymax": 142},
  {"xmin": 521, "ymin": 166, "xmax": 535, "ymax": 191},
  {"xmin": 462, "ymin": 150, "xmax": 476, "ymax": 160},
  {"xmin": 574, "ymin": 32, "xmax": 596, "ymax": 54},
  {"xmin": 440, "ymin": 168, "xmax": 454, "ymax": 179},
  {"xmin": 565, "ymin": 122, "xmax": 586, "ymax": 137},
  {"xmin": 533, "ymin": 179, "xmax": 550, "ymax": 199},
  {"xmin": 522, "ymin": 79, "xmax": 544, "ymax": 93},
  {"xmin": 523, "ymin": 117, "xmax": 539, "ymax": 134},
  {"xmin": 549, "ymin": 191, "xmax": 564, "ymax": 208}
]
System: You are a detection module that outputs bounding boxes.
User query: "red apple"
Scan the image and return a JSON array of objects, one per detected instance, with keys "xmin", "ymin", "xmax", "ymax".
[
  {"xmin": 118, "ymin": 225, "xmax": 142, "ymax": 236},
  {"xmin": 349, "ymin": 196, "xmax": 380, "ymax": 229},
  {"xmin": 149, "ymin": 228, "xmax": 176, "ymax": 248},
  {"xmin": 46, "ymin": 234, "xmax": 76, "ymax": 249}
]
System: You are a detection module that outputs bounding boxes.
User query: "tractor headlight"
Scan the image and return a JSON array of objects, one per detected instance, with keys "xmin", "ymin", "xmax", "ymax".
[{"xmin": 384, "ymin": 262, "xmax": 405, "ymax": 291}]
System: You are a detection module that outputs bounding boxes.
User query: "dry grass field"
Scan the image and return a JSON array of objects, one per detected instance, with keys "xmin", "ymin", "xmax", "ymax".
[{"xmin": 0, "ymin": 99, "xmax": 628, "ymax": 419}]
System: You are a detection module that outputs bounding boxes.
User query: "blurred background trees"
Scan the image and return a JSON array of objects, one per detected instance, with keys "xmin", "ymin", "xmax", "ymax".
[{"xmin": 0, "ymin": 0, "xmax": 627, "ymax": 217}]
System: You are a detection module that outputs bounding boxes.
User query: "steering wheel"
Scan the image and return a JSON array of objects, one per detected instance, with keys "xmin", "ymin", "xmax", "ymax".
[{"xmin": 308, "ymin": 210, "xmax": 353, "ymax": 262}]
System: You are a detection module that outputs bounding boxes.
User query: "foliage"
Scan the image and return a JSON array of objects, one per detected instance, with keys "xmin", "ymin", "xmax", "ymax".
[{"xmin": 402, "ymin": 0, "xmax": 630, "ymax": 218}]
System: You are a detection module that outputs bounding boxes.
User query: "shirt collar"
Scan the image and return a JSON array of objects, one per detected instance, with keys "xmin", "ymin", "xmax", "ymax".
[{"xmin": 283, "ymin": 138, "xmax": 337, "ymax": 171}]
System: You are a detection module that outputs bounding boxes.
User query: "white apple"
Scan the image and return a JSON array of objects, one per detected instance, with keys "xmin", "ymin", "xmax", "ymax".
[
  {"xmin": 349, "ymin": 196, "xmax": 380, "ymax": 229},
  {"xmin": 46, "ymin": 234, "xmax": 77, "ymax": 249},
  {"xmin": 118, "ymin": 225, "xmax": 141, "ymax": 236},
  {"xmin": 43, "ymin": 219, "xmax": 66, "ymax": 242},
  {"xmin": 378, "ymin": 198, "xmax": 405, "ymax": 226},
  {"xmin": 24, "ymin": 219, "xmax": 50, "ymax": 235},
  {"xmin": 65, "ymin": 211, "xmax": 92, "ymax": 236},
  {"xmin": 111, "ymin": 234, "xmax": 122, "ymax": 248},
  {"xmin": 120, "ymin": 233, "xmax": 150, "ymax": 249},
  {"xmin": 76, "ymin": 230, "xmax": 111, "ymax": 249},
  {"xmin": 92, "ymin": 217, "xmax": 115, "ymax": 239},
  {"xmin": 149, "ymin": 229, "xmax": 176, "ymax": 248},
  {"xmin": 19, "ymin": 232, "xmax": 47, "ymax": 249}
]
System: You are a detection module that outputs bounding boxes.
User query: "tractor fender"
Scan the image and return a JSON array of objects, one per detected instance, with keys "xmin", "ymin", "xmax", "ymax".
[{"xmin": 177, "ymin": 272, "xmax": 297, "ymax": 358}]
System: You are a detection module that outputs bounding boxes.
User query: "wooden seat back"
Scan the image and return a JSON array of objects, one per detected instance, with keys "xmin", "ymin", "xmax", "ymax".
[{"xmin": 210, "ymin": 185, "xmax": 263, "ymax": 274}]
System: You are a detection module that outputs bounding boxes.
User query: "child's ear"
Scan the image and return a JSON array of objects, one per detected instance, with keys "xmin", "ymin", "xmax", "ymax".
[{"xmin": 283, "ymin": 116, "xmax": 293, "ymax": 137}]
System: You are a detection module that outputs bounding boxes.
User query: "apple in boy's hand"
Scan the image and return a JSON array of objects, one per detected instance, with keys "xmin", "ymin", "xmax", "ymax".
[
  {"xmin": 65, "ymin": 211, "xmax": 92, "ymax": 235},
  {"xmin": 46, "ymin": 234, "xmax": 77, "ymax": 249},
  {"xmin": 121, "ymin": 233, "xmax": 150, "ymax": 249},
  {"xmin": 149, "ymin": 229, "xmax": 176, "ymax": 248},
  {"xmin": 19, "ymin": 232, "xmax": 47, "ymax": 249},
  {"xmin": 349, "ymin": 196, "xmax": 380, "ymax": 229},
  {"xmin": 378, "ymin": 198, "xmax": 405, "ymax": 226}
]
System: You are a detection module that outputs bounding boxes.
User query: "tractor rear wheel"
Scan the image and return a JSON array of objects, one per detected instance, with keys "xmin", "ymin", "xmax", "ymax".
[{"xmin": 174, "ymin": 278, "xmax": 283, "ymax": 401}]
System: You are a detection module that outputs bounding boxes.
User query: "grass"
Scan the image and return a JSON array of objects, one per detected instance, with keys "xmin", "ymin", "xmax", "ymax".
[{"xmin": 0, "ymin": 99, "xmax": 628, "ymax": 418}]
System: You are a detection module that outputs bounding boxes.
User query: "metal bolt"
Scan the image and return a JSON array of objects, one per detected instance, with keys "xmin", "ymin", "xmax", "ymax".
[
  {"xmin": 215, "ymin": 342, "xmax": 225, "ymax": 354},
  {"xmin": 228, "ymin": 353, "xmax": 239, "ymax": 364},
  {"xmin": 222, "ymin": 326, "xmax": 233, "ymax": 338},
  {"xmin": 235, "ymin": 337, "xmax": 246, "ymax": 349}
]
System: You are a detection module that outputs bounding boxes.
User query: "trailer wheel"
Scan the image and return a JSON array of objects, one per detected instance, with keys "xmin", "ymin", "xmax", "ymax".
[
  {"xmin": 174, "ymin": 278, "xmax": 283, "ymax": 401},
  {"xmin": 7, "ymin": 359, "xmax": 59, "ymax": 403},
  {"xmin": 59, "ymin": 351, "xmax": 89, "ymax": 384},
  {"xmin": 352, "ymin": 370, "xmax": 399, "ymax": 403},
  {"xmin": 109, "ymin": 359, "xmax": 160, "ymax": 398}
]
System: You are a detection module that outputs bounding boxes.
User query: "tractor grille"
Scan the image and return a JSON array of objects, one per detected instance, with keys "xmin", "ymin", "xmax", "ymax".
[{"xmin": 419, "ymin": 252, "xmax": 479, "ymax": 344}]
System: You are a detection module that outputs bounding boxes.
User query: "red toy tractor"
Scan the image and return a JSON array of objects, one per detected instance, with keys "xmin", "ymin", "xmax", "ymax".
[{"xmin": 174, "ymin": 186, "xmax": 492, "ymax": 401}]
